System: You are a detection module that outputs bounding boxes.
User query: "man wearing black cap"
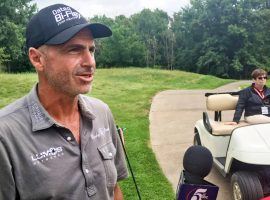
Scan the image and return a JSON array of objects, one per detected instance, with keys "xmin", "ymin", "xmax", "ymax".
[{"xmin": 0, "ymin": 4, "xmax": 128, "ymax": 200}]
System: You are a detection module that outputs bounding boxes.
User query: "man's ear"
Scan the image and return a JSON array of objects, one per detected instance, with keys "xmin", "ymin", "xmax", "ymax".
[{"xmin": 28, "ymin": 47, "xmax": 45, "ymax": 71}]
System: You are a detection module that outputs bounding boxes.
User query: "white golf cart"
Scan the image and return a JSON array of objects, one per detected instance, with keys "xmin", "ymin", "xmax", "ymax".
[{"xmin": 194, "ymin": 92, "xmax": 270, "ymax": 200}]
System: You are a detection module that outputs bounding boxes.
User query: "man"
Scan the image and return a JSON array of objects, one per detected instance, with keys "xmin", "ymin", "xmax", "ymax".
[{"xmin": 0, "ymin": 4, "xmax": 128, "ymax": 200}]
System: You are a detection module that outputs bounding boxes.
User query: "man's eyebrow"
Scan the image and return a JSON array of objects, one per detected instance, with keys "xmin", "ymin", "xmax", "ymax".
[
  {"xmin": 63, "ymin": 44, "xmax": 86, "ymax": 49},
  {"xmin": 61, "ymin": 43, "xmax": 96, "ymax": 50}
]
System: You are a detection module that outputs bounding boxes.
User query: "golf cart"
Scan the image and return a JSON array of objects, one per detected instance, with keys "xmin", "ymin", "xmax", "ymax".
[{"xmin": 194, "ymin": 92, "xmax": 270, "ymax": 200}]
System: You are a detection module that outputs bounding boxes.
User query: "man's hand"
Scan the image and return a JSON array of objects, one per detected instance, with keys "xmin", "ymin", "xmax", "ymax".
[{"xmin": 114, "ymin": 183, "xmax": 124, "ymax": 200}]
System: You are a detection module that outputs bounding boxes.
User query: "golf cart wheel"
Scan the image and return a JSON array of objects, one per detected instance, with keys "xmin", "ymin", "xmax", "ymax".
[
  {"xmin": 193, "ymin": 133, "xmax": 201, "ymax": 145},
  {"xmin": 231, "ymin": 171, "xmax": 263, "ymax": 200}
]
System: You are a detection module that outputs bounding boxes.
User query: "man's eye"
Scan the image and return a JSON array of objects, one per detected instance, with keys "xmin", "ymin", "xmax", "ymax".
[
  {"xmin": 89, "ymin": 47, "xmax": 95, "ymax": 54},
  {"xmin": 69, "ymin": 48, "xmax": 80, "ymax": 53}
]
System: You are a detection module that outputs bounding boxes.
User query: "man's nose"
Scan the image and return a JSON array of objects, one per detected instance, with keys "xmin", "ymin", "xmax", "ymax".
[{"xmin": 82, "ymin": 50, "xmax": 95, "ymax": 67}]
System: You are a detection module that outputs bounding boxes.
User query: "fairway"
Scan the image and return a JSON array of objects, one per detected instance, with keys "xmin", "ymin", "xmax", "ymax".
[{"xmin": 0, "ymin": 68, "xmax": 232, "ymax": 199}]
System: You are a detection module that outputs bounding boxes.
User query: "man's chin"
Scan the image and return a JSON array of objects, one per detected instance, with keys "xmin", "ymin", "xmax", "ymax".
[{"xmin": 80, "ymin": 85, "xmax": 92, "ymax": 94}]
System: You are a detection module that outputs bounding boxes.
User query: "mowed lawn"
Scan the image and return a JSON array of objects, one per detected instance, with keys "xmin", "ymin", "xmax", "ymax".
[{"xmin": 0, "ymin": 68, "xmax": 232, "ymax": 199}]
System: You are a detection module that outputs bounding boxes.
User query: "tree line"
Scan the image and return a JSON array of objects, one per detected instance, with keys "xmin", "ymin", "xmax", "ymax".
[{"xmin": 1, "ymin": 0, "xmax": 270, "ymax": 78}]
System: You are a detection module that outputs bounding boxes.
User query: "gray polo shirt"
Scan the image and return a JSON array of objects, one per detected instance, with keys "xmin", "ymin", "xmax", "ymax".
[{"xmin": 0, "ymin": 84, "xmax": 128, "ymax": 200}]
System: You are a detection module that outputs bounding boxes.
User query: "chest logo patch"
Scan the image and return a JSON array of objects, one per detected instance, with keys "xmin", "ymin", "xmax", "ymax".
[
  {"xmin": 31, "ymin": 146, "xmax": 64, "ymax": 165},
  {"xmin": 91, "ymin": 127, "xmax": 110, "ymax": 140}
]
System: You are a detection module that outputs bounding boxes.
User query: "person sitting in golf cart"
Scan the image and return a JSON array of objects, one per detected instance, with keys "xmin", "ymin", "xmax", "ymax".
[{"xmin": 227, "ymin": 68, "xmax": 270, "ymax": 125}]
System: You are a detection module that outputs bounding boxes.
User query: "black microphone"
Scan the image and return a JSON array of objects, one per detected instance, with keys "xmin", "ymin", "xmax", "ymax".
[
  {"xmin": 183, "ymin": 145, "xmax": 213, "ymax": 184},
  {"xmin": 176, "ymin": 145, "xmax": 219, "ymax": 200}
]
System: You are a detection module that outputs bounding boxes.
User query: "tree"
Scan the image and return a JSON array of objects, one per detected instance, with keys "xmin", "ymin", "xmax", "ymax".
[
  {"xmin": 91, "ymin": 15, "xmax": 146, "ymax": 67},
  {"xmin": 172, "ymin": 0, "xmax": 270, "ymax": 78},
  {"xmin": 0, "ymin": 0, "xmax": 36, "ymax": 72},
  {"xmin": 0, "ymin": 47, "xmax": 9, "ymax": 70},
  {"xmin": 131, "ymin": 9, "xmax": 173, "ymax": 68}
]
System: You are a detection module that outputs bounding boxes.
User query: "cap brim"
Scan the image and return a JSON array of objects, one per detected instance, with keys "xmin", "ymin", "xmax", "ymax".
[{"xmin": 45, "ymin": 23, "xmax": 112, "ymax": 45}]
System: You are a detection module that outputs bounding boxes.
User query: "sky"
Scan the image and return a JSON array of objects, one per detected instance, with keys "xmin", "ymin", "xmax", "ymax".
[{"xmin": 33, "ymin": 0, "xmax": 190, "ymax": 18}]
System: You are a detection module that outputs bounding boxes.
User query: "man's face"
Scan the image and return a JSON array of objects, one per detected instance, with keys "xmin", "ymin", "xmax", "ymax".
[{"xmin": 40, "ymin": 28, "xmax": 96, "ymax": 97}]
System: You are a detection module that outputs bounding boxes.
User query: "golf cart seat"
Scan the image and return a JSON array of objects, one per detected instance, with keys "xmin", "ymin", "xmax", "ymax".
[{"xmin": 203, "ymin": 92, "xmax": 249, "ymax": 135}]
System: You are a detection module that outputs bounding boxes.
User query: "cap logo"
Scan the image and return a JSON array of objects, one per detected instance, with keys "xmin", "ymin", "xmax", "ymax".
[
  {"xmin": 26, "ymin": 4, "xmax": 111, "ymax": 48},
  {"xmin": 52, "ymin": 6, "xmax": 81, "ymax": 26}
]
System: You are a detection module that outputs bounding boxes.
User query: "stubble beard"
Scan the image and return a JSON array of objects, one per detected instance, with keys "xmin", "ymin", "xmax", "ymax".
[{"xmin": 44, "ymin": 69, "xmax": 92, "ymax": 97}]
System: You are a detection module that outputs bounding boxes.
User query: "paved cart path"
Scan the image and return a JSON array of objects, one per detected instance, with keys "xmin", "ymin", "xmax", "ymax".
[{"xmin": 149, "ymin": 81, "xmax": 251, "ymax": 200}]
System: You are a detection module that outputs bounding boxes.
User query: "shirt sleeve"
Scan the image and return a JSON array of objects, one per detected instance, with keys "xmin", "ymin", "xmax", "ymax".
[
  {"xmin": 106, "ymin": 108, "xmax": 129, "ymax": 181},
  {"xmin": 233, "ymin": 89, "xmax": 248, "ymax": 123},
  {"xmin": 0, "ymin": 136, "xmax": 17, "ymax": 200}
]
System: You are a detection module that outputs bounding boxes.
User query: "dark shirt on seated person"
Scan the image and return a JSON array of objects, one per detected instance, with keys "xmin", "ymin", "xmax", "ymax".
[{"xmin": 233, "ymin": 84, "xmax": 270, "ymax": 123}]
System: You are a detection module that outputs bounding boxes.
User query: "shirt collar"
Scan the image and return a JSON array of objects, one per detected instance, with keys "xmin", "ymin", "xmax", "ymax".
[
  {"xmin": 78, "ymin": 95, "xmax": 96, "ymax": 120},
  {"xmin": 26, "ymin": 84, "xmax": 96, "ymax": 132},
  {"xmin": 27, "ymin": 84, "xmax": 56, "ymax": 132}
]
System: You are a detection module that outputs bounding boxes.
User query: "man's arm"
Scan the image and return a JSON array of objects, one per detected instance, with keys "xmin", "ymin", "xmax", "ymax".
[{"xmin": 114, "ymin": 183, "xmax": 124, "ymax": 200}]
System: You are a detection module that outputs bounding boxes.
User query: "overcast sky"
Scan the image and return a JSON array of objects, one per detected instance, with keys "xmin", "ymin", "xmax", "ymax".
[{"xmin": 33, "ymin": 0, "xmax": 190, "ymax": 18}]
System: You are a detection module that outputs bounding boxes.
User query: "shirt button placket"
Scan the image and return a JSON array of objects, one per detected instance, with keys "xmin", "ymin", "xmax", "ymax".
[{"xmin": 82, "ymin": 153, "xmax": 96, "ymax": 197}]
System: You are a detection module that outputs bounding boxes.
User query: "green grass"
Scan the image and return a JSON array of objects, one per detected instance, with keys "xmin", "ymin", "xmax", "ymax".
[{"xmin": 0, "ymin": 68, "xmax": 233, "ymax": 199}]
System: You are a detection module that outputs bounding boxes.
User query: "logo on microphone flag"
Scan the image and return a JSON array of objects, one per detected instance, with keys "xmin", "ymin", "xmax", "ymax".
[
  {"xmin": 191, "ymin": 188, "xmax": 208, "ymax": 200},
  {"xmin": 177, "ymin": 184, "xmax": 219, "ymax": 200}
]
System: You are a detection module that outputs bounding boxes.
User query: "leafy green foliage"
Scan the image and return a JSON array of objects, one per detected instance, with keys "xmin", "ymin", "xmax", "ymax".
[
  {"xmin": 0, "ymin": 47, "xmax": 9, "ymax": 68},
  {"xmin": 0, "ymin": 0, "xmax": 36, "ymax": 72},
  {"xmin": 92, "ymin": 15, "xmax": 146, "ymax": 67},
  {"xmin": 131, "ymin": 9, "xmax": 172, "ymax": 68},
  {"xmin": 172, "ymin": 0, "xmax": 270, "ymax": 78},
  {"xmin": 91, "ymin": 9, "xmax": 173, "ymax": 69}
]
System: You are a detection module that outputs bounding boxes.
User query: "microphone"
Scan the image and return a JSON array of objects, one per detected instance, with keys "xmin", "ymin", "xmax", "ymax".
[
  {"xmin": 183, "ymin": 145, "xmax": 213, "ymax": 184},
  {"xmin": 176, "ymin": 145, "xmax": 219, "ymax": 200}
]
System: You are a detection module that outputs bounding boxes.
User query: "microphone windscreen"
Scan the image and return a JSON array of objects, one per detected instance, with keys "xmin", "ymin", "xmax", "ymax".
[{"xmin": 183, "ymin": 145, "xmax": 213, "ymax": 178}]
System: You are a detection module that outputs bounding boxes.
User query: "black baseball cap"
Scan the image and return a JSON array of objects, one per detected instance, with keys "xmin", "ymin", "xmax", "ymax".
[{"xmin": 26, "ymin": 4, "xmax": 112, "ymax": 49}]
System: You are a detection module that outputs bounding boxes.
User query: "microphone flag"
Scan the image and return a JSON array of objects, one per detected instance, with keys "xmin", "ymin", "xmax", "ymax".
[{"xmin": 176, "ymin": 171, "xmax": 219, "ymax": 200}]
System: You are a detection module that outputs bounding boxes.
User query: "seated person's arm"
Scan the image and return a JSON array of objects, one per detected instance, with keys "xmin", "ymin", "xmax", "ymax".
[
  {"xmin": 225, "ymin": 121, "xmax": 237, "ymax": 125},
  {"xmin": 233, "ymin": 89, "xmax": 248, "ymax": 123},
  {"xmin": 226, "ymin": 90, "xmax": 247, "ymax": 125}
]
